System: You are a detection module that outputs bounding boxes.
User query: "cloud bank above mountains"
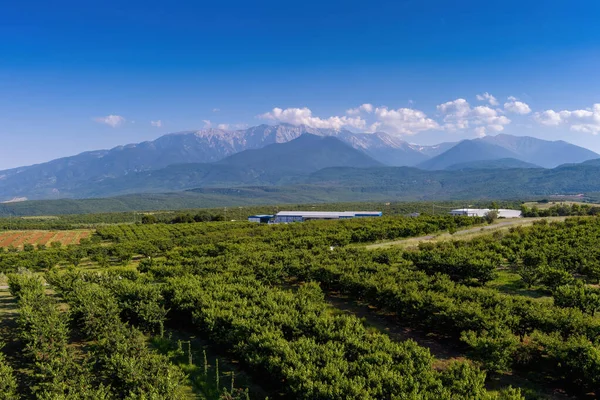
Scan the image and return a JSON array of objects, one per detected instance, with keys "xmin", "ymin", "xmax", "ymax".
[
  {"xmin": 93, "ymin": 93, "xmax": 600, "ymax": 140},
  {"xmin": 534, "ymin": 104, "xmax": 600, "ymax": 134},
  {"xmin": 256, "ymin": 93, "xmax": 600, "ymax": 138}
]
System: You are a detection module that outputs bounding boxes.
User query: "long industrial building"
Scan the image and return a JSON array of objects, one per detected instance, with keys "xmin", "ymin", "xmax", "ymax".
[
  {"xmin": 449, "ymin": 208, "xmax": 522, "ymax": 218},
  {"xmin": 248, "ymin": 211, "xmax": 382, "ymax": 223}
]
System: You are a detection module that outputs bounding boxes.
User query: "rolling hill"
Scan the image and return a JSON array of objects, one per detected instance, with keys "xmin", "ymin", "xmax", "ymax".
[
  {"xmin": 417, "ymin": 140, "xmax": 520, "ymax": 170},
  {"xmin": 445, "ymin": 158, "xmax": 541, "ymax": 171},
  {"xmin": 305, "ymin": 160, "xmax": 600, "ymax": 199}
]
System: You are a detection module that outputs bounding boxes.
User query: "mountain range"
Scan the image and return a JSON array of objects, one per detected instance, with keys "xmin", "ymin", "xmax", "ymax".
[
  {"xmin": 0, "ymin": 124, "xmax": 598, "ymax": 202},
  {"xmin": 4, "ymin": 159, "xmax": 600, "ymax": 217}
]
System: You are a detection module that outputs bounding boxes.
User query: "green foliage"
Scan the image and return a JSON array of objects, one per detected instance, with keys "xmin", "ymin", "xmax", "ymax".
[
  {"xmin": 521, "ymin": 203, "xmax": 600, "ymax": 217},
  {"xmin": 141, "ymin": 214, "xmax": 157, "ymax": 224},
  {"xmin": 72, "ymin": 214, "xmax": 600, "ymax": 396},
  {"xmin": 0, "ymin": 350, "xmax": 18, "ymax": 400},
  {"xmin": 461, "ymin": 328, "xmax": 520, "ymax": 373},
  {"xmin": 538, "ymin": 266, "xmax": 574, "ymax": 290},
  {"xmin": 408, "ymin": 242, "xmax": 500, "ymax": 284},
  {"xmin": 484, "ymin": 210, "xmax": 498, "ymax": 224},
  {"xmin": 529, "ymin": 331, "xmax": 600, "ymax": 395},
  {"xmin": 553, "ymin": 283, "xmax": 600, "ymax": 315},
  {"xmin": 438, "ymin": 361, "xmax": 488, "ymax": 398},
  {"xmin": 8, "ymin": 212, "xmax": 600, "ymax": 398},
  {"xmin": 514, "ymin": 263, "xmax": 539, "ymax": 288},
  {"xmin": 7, "ymin": 271, "xmax": 44, "ymax": 300},
  {"xmin": 55, "ymin": 279, "xmax": 188, "ymax": 399},
  {"xmin": 12, "ymin": 273, "xmax": 111, "ymax": 399},
  {"xmin": 163, "ymin": 273, "xmax": 486, "ymax": 399}
]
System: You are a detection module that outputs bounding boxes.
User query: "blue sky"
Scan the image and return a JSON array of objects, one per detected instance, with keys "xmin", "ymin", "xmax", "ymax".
[{"xmin": 2, "ymin": 0, "xmax": 600, "ymax": 169}]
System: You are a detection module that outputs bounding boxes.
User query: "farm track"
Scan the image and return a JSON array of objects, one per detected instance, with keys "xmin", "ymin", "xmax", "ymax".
[{"xmin": 366, "ymin": 217, "xmax": 567, "ymax": 249}]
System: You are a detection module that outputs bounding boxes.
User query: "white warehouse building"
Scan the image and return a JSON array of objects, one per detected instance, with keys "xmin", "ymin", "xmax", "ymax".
[
  {"xmin": 273, "ymin": 211, "xmax": 382, "ymax": 223},
  {"xmin": 449, "ymin": 208, "xmax": 522, "ymax": 218}
]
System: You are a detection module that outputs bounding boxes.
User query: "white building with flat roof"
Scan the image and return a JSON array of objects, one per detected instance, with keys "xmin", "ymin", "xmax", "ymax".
[
  {"xmin": 273, "ymin": 211, "xmax": 382, "ymax": 223},
  {"xmin": 449, "ymin": 208, "xmax": 522, "ymax": 218}
]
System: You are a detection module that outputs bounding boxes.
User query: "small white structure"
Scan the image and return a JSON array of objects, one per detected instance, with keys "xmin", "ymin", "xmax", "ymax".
[{"xmin": 449, "ymin": 208, "xmax": 522, "ymax": 218}]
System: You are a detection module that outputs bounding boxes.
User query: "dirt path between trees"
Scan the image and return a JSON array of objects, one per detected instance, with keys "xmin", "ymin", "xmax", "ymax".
[
  {"xmin": 326, "ymin": 292, "xmax": 465, "ymax": 368},
  {"xmin": 366, "ymin": 217, "xmax": 566, "ymax": 249},
  {"xmin": 325, "ymin": 292, "xmax": 577, "ymax": 399}
]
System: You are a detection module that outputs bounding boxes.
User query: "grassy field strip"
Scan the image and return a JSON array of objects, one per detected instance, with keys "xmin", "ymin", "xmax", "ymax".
[
  {"xmin": 522, "ymin": 201, "xmax": 599, "ymax": 210},
  {"xmin": 366, "ymin": 217, "xmax": 567, "ymax": 249}
]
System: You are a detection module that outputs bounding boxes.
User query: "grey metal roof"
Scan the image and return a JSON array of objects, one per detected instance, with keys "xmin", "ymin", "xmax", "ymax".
[{"xmin": 275, "ymin": 211, "xmax": 381, "ymax": 218}]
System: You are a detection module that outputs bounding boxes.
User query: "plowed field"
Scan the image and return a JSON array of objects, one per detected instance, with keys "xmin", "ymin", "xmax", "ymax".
[{"xmin": 0, "ymin": 230, "xmax": 92, "ymax": 249}]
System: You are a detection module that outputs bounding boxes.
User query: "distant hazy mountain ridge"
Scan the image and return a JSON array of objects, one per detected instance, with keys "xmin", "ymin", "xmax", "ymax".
[
  {"xmin": 480, "ymin": 134, "xmax": 599, "ymax": 168},
  {"xmin": 417, "ymin": 140, "xmax": 520, "ymax": 170},
  {"xmin": 418, "ymin": 135, "xmax": 598, "ymax": 170}
]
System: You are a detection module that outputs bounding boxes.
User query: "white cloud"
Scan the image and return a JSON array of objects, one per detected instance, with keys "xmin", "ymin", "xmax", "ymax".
[
  {"xmin": 437, "ymin": 98, "xmax": 472, "ymax": 131},
  {"xmin": 472, "ymin": 106, "xmax": 497, "ymax": 118},
  {"xmin": 94, "ymin": 115, "xmax": 125, "ymax": 128},
  {"xmin": 534, "ymin": 104, "xmax": 600, "ymax": 134},
  {"xmin": 257, "ymin": 105, "xmax": 438, "ymax": 135},
  {"xmin": 476, "ymin": 92, "xmax": 499, "ymax": 106},
  {"xmin": 212, "ymin": 108, "xmax": 220, "ymax": 113},
  {"xmin": 488, "ymin": 122, "xmax": 509, "ymax": 132},
  {"xmin": 504, "ymin": 97, "xmax": 531, "ymax": 115},
  {"xmin": 202, "ymin": 120, "xmax": 212, "ymax": 128},
  {"xmin": 438, "ymin": 98, "xmax": 471, "ymax": 118},
  {"xmin": 438, "ymin": 99, "xmax": 510, "ymax": 133},
  {"xmin": 373, "ymin": 107, "xmax": 439, "ymax": 135},
  {"xmin": 150, "ymin": 120, "xmax": 162, "ymax": 128},
  {"xmin": 533, "ymin": 110, "xmax": 565, "ymax": 126},
  {"xmin": 473, "ymin": 106, "xmax": 510, "ymax": 132},
  {"xmin": 217, "ymin": 123, "xmax": 248, "ymax": 130},
  {"xmin": 258, "ymin": 107, "xmax": 366, "ymax": 130},
  {"xmin": 346, "ymin": 103, "xmax": 374, "ymax": 115},
  {"xmin": 474, "ymin": 126, "xmax": 487, "ymax": 137},
  {"xmin": 367, "ymin": 122, "xmax": 382, "ymax": 133}
]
